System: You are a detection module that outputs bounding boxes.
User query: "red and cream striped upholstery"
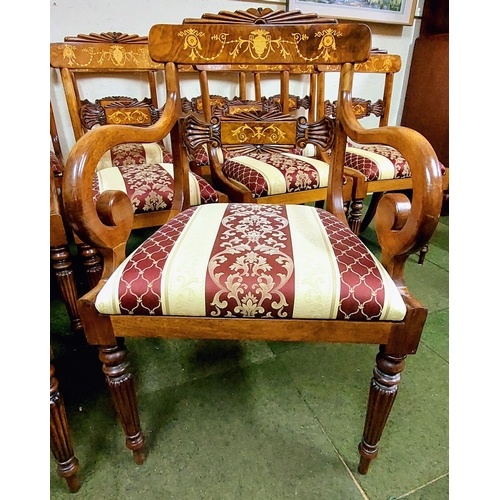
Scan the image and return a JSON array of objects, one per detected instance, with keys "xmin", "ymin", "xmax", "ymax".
[
  {"xmin": 96, "ymin": 142, "xmax": 172, "ymax": 171},
  {"xmin": 92, "ymin": 143, "xmax": 221, "ymax": 214},
  {"xmin": 221, "ymin": 151, "xmax": 329, "ymax": 199},
  {"xmin": 96, "ymin": 203, "xmax": 406, "ymax": 321},
  {"xmin": 190, "ymin": 146, "xmax": 330, "ymax": 199},
  {"xmin": 345, "ymin": 140, "xmax": 447, "ymax": 181}
]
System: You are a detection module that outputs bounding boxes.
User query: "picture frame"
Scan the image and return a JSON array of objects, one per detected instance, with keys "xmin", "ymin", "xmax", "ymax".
[{"xmin": 286, "ymin": 0, "xmax": 418, "ymax": 26}]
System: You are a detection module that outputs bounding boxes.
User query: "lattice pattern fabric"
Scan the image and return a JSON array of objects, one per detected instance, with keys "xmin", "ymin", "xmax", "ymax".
[
  {"xmin": 96, "ymin": 203, "xmax": 406, "ymax": 321},
  {"xmin": 221, "ymin": 152, "xmax": 330, "ymax": 198},
  {"xmin": 345, "ymin": 140, "xmax": 447, "ymax": 181},
  {"xmin": 96, "ymin": 142, "xmax": 173, "ymax": 171},
  {"xmin": 192, "ymin": 145, "xmax": 210, "ymax": 168},
  {"xmin": 92, "ymin": 162, "xmax": 220, "ymax": 214}
]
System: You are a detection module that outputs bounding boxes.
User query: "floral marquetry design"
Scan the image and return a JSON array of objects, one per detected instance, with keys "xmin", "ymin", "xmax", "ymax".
[
  {"xmin": 176, "ymin": 27, "xmax": 345, "ymax": 63},
  {"xmin": 51, "ymin": 43, "xmax": 161, "ymax": 69},
  {"xmin": 230, "ymin": 123, "xmax": 286, "ymax": 144}
]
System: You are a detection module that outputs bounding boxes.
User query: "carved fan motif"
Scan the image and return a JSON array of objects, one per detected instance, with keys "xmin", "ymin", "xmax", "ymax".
[
  {"xmin": 184, "ymin": 7, "xmax": 338, "ymax": 25},
  {"xmin": 64, "ymin": 32, "xmax": 148, "ymax": 43}
]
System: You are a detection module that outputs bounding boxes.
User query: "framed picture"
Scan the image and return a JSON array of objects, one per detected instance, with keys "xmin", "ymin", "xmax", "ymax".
[{"xmin": 286, "ymin": 0, "xmax": 418, "ymax": 26}]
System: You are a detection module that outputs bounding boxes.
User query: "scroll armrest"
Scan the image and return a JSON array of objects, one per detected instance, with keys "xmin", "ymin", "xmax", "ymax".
[
  {"xmin": 62, "ymin": 62, "xmax": 181, "ymax": 277},
  {"xmin": 336, "ymin": 88, "xmax": 443, "ymax": 284}
]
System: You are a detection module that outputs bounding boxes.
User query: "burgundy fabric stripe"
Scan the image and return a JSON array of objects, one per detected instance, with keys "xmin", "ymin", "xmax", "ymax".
[
  {"xmin": 117, "ymin": 208, "xmax": 198, "ymax": 314},
  {"xmin": 223, "ymin": 152, "xmax": 322, "ymax": 197},
  {"xmin": 316, "ymin": 209, "xmax": 386, "ymax": 320},
  {"xmin": 204, "ymin": 204, "xmax": 295, "ymax": 318}
]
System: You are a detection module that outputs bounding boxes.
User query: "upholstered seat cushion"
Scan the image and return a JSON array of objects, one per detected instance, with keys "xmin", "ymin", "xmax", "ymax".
[
  {"xmin": 221, "ymin": 151, "xmax": 329, "ymax": 198},
  {"xmin": 345, "ymin": 140, "xmax": 447, "ymax": 181},
  {"xmin": 96, "ymin": 203, "xmax": 406, "ymax": 321},
  {"xmin": 92, "ymin": 162, "xmax": 220, "ymax": 214},
  {"xmin": 92, "ymin": 142, "xmax": 220, "ymax": 214},
  {"xmin": 96, "ymin": 142, "xmax": 172, "ymax": 171}
]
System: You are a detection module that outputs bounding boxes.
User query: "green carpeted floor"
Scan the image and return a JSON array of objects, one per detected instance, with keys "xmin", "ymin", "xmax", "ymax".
[{"xmin": 50, "ymin": 213, "xmax": 449, "ymax": 499}]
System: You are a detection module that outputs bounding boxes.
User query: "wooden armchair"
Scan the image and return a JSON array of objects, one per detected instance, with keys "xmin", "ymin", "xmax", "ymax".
[
  {"xmin": 318, "ymin": 54, "xmax": 449, "ymax": 263},
  {"xmin": 62, "ymin": 10, "xmax": 443, "ymax": 476},
  {"xmin": 178, "ymin": 56, "xmax": 348, "ymax": 206},
  {"xmin": 179, "ymin": 64, "xmax": 315, "ymax": 178},
  {"xmin": 50, "ymin": 31, "xmax": 228, "ymax": 231},
  {"xmin": 181, "ymin": 107, "xmax": 354, "ymax": 207}
]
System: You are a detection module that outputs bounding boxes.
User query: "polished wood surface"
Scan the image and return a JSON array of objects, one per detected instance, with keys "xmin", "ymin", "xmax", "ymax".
[
  {"xmin": 61, "ymin": 8, "xmax": 442, "ymax": 475},
  {"xmin": 50, "ymin": 352, "xmax": 80, "ymax": 492}
]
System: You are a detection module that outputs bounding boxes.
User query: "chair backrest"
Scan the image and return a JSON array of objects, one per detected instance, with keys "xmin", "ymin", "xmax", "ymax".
[
  {"xmin": 178, "ymin": 8, "xmax": 338, "ymax": 123},
  {"xmin": 50, "ymin": 32, "xmax": 164, "ymax": 142},
  {"xmin": 317, "ymin": 53, "xmax": 401, "ymax": 126}
]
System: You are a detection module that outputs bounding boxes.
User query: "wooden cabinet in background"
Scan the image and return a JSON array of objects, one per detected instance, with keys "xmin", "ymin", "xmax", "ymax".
[{"xmin": 401, "ymin": 0, "xmax": 448, "ymax": 213}]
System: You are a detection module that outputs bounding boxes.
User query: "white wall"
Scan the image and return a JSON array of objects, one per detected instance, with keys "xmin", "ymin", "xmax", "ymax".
[{"xmin": 50, "ymin": 0, "xmax": 422, "ymax": 158}]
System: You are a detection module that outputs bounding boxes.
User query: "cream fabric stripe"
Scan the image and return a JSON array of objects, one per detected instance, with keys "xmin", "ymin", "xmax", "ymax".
[
  {"xmin": 142, "ymin": 143, "xmax": 165, "ymax": 163},
  {"xmin": 282, "ymin": 153, "xmax": 330, "ymax": 187},
  {"xmin": 161, "ymin": 203, "xmax": 228, "ymax": 316},
  {"xmin": 95, "ymin": 247, "xmax": 144, "ymax": 314},
  {"xmin": 346, "ymin": 147, "xmax": 395, "ymax": 180},
  {"xmin": 97, "ymin": 167, "xmax": 127, "ymax": 194},
  {"xmin": 162, "ymin": 163, "xmax": 201, "ymax": 206},
  {"xmin": 286, "ymin": 205, "xmax": 340, "ymax": 319},
  {"xmin": 366, "ymin": 248, "xmax": 406, "ymax": 321},
  {"xmin": 96, "ymin": 150, "xmax": 113, "ymax": 171},
  {"xmin": 230, "ymin": 156, "xmax": 286, "ymax": 195}
]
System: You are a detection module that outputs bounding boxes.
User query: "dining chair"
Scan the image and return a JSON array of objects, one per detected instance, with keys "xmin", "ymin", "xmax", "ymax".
[{"xmin": 61, "ymin": 10, "xmax": 443, "ymax": 475}]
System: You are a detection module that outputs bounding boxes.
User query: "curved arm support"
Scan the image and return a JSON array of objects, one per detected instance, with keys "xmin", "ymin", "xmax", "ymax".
[
  {"xmin": 62, "ymin": 62, "xmax": 181, "ymax": 278},
  {"xmin": 336, "ymin": 65, "xmax": 443, "ymax": 281}
]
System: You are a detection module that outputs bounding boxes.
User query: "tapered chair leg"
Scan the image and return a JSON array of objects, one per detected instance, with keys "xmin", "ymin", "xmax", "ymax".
[
  {"xmin": 99, "ymin": 341, "xmax": 146, "ymax": 465},
  {"xmin": 50, "ymin": 243, "xmax": 83, "ymax": 333},
  {"xmin": 358, "ymin": 346, "xmax": 406, "ymax": 474},
  {"xmin": 50, "ymin": 362, "xmax": 80, "ymax": 493}
]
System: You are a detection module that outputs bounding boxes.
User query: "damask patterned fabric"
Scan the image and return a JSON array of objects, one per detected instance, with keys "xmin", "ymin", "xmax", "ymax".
[
  {"xmin": 96, "ymin": 142, "xmax": 173, "ymax": 171},
  {"xmin": 92, "ymin": 162, "xmax": 220, "ymax": 214},
  {"xmin": 96, "ymin": 203, "xmax": 406, "ymax": 321},
  {"xmin": 345, "ymin": 140, "xmax": 447, "ymax": 181},
  {"xmin": 221, "ymin": 152, "xmax": 330, "ymax": 198}
]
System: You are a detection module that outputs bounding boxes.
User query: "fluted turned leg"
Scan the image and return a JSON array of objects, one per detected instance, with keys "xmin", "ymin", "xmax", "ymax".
[
  {"xmin": 50, "ymin": 244, "xmax": 83, "ymax": 332},
  {"xmin": 50, "ymin": 363, "xmax": 80, "ymax": 492},
  {"xmin": 77, "ymin": 243, "xmax": 102, "ymax": 291},
  {"xmin": 358, "ymin": 346, "xmax": 406, "ymax": 474},
  {"xmin": 347, "ymin": 198, "xmax": 364, "ymax": 235},
  {"xmin": 99, "ymin": 341, "xmax": 145, "ymax": 465}
]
